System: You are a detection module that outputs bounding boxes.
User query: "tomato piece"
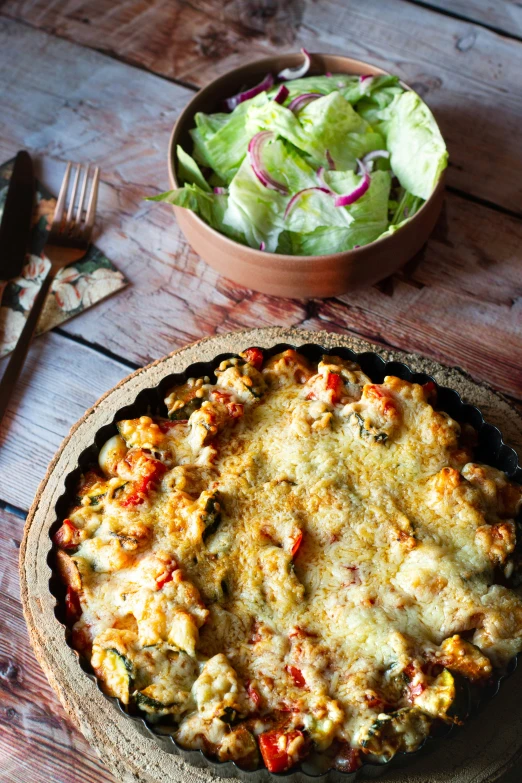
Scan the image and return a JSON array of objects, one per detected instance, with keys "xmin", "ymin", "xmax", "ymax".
[
  {"xmin": 242, "ymin": 347, "xmax": 264, "ymax": 371},
  {"xmin": 287, "ymin": 665, "xmax": 306, "ymax": 688},
  {"xmin": 334, "ymin": 744, "xmax": 361, "ymax": 773},
  {"xmin": 65, "ymin": 586, "xmax": 82, "ymax": 624},
  {"xmin": 259, "ymin": 729, "xmax": 306, "ymax": 773},
  {"xmin": 157, "ymin": 419, "xmax": 187, "ymax": 433},
  {"xmin": 291, "ymin": 530, "xmax": 303, "ymax": 557},
  {"xmin": 53, "ymin": 518, "xmax": 81, "ymax": 550},
  {"xmin": 156, "ymin": 559, "xmax": 178, "ymax": 590},
  {"xmin": 120, "ymin": 458, "xmax": 167, "ymax": 507},
  {"xmin": 409, "ymin": 681, "xmax": 426, "ymax": 699},
  {"xmin": 365, "ymin": 384, "xmax": 397, "ymax": 417},
  {"xmin": 246, "ymin": 680, "xmax": 262, "ymax": 710},
  {"xmin": 365, "ymin": 695, "xmax": 385, "ymax": 709},
  {"xmin": 226, "ymin": 401, "xmax": 244, "ymax": 419},
  {"xmin": 326, "ymin": 372, "xmax": 343, "ymax": 403}
]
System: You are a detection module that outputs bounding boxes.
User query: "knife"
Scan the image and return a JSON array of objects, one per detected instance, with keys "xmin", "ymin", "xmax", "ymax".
[{"xmin": 0, "ymin": 150, "xmax": 35, "ymax": 289}]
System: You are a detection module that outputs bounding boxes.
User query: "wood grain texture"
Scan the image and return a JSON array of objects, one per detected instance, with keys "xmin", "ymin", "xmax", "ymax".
[
  {"xmin": 0, "ymin": 331, "xmax": 127, "ymax": 511},
  {"xmin": 0, "ymin": 18, "xmax": 520, "ymax": 402},
  {"xmin": 415, "ymin": 0, "xmax": 522, "ymax": 38},
  {"xmin": 1, "ymin": 1, "xmax": 522, "ymax": 782},
  {"xmin": 3, "ymin": 0, "xmax": 522, "ymax": 212},
  {"xmin": 0, "ymin": 506, "xmax": 118, "ymax": 783},
  {"xmin": 19, "ymin": 327, "xmax": 522, "ymax": 783}
]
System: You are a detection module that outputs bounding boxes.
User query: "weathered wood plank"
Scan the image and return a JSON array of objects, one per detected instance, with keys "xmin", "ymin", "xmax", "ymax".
[
  {"xmin": 2, "ymin": 0, "xmax": 522, "ymax": 212},
  {"xmin": 415, "ymin": 0, "xmax": 522, "ymax": 39},
  {"xmin": 0, "ymin": 19, "xmax": 520, "ymax": 403},
  {"xmin": 0, "ymin": 331, "xmax": 127, "ymax": 511},
  {"xmin": 0, "ymin": 506, "xmax": 117, "ymax": 783}
]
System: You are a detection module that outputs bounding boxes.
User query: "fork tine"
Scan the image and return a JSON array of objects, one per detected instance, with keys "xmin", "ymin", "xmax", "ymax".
[
  {"xmin": 50, "ymin": 162, "xmax": 72, "ymax": 235},
  {"xmin": 81, "ymin": 166, "xmax": 100, "ymax": 243},
  {"xmin": 65, "ymin": 164, "xmax": 81, "ymax": 231},
  {"xmin": 74, "ymin": 164, "xmax": 90, "ymax": 235}
]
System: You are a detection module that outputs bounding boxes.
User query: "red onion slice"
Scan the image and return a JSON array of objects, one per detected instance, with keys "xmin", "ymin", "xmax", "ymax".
[
  {"xmin": 259, "ymin": 241, "xmax": 266, "ymax": 251},
  {"xmin": 288, "ymin": 92, "xmax": 321, "ymax": 113},
  {"xmin": 326, "ymin": 149, "xmax": 336, "ymax": 170},
  {"xmin": 248, "ymin": 131, "xmax": 289, "ymax": 194},
  {"xmin": 359, "ymin": 74, "xmax": 373, "ymax": 83},
  {"xmin": 273, "ymin": 84, "xmax": 289, "ymax": 104},
  {"xmin": 334, "ymin": 159, "xmax": 370, "ymax": 207},
  {"xmin": 223, "ymin": 73, "xmax": 274, "ymax": 111},
  {"xmin": 284, "ymin": 186, "xmax": 331, "ymax": 219},
  {"xmin": 278, "ymin": 49, "xmax": 311, "ymax": 81},
  {"xmin": 362, "ymin": 150, "xmax": 390, "ymax": 167},
  {"xmin": 316, "ymin": 167, "xmax": 333, "ymax": 193},
  {"xmin": 213, "ymin": 187, "xmax": 227, "ymax": 195}
]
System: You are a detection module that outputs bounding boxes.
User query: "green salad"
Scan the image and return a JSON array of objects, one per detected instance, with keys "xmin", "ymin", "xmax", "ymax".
[{"xmin": 150, "ymin": 52, "xmax": 448, "ymax": 255}]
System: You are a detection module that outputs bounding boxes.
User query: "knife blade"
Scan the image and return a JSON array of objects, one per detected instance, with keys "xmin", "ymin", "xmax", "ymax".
[{"xmin": 0, "ymin": 150, "xmax": 35, "ymax": 282}]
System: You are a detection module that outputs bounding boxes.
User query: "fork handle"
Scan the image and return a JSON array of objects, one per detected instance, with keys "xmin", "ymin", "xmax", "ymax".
[{"xmin": 0, "ymin": 266, "xmax": 56, "ymax": 428}]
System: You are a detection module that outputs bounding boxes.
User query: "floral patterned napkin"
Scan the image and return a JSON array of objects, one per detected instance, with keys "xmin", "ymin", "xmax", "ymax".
[{"xmin": 0, "ymin": 157, "xmax": 128, "ymax": 356}]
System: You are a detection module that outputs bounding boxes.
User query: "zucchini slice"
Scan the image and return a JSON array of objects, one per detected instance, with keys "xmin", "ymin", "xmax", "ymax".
[
  {"xmin": 414, "ymin": 668, "xmax": 469, "ymax": 724},
  {"xmin": 98, "ymin": 433, "xmax": 128, "ymax": 476},
  {"xmin": 202, "ymin": 493, "xmax": 222, "ymax": 540},
  {"xmin": 135, "ymin": 687, "xmax": 172, "ymax": 715},
  {"xmin": 360, "ymin": 707, "xmax": 431, "ymax": 761},
  {"xmin": 77, "ymin": 491, "xmax": 107, "ymax": 507},
  {"xmin": 169, "ymin": 396, "xmax": 203, "ymax": 421},
  {"xmin": 76, "ymin": 469, "xmax": 110, "ymax": 505},
  {"xmin": 219, "ymin": 706, "xmax": 239, "ymax": 724},
  {"xmin": 93, "ymin": 648, "xmax": 133, "ymax": 704}
]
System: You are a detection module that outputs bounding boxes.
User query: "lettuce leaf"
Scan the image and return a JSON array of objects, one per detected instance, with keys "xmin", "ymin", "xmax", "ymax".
[
  {"xmin": 341, "ymin": 74, "xmax": 400, "ymax": 105},
  {"xmin": 223, "ymin": 138, "xmax": 317, "ymax": 251},
  {"xmin": 390, "ymin": 188, "xmax": 424, "ymax": 224},
  {"xmin": 282, "ymin": 170, "xmax": 391, "ymax": 255},
  {"xmin": 223, "ymin": 159, "xmax": 286, "ymax": 252},
  {"xmin": 281, "ymin": 227, "xmax": 357, "ymax": 256},
  {"xmin": 146, "ymin": 185, "xmax": 246, "ymax": 243},
  {"xmin": 297, "ymin": 92, "xmax": 386, "ymax": 169},
  {"xmin": 176, "ymin": 146, "xmax": 211, "ymax": 192},
  {"xmin": 247, "ymin": 91, "xmax": 385, "ymax": 170},
  {"xmin": 355, "ymin": 81, "xmax": 404, "ymax": 126},
  {"xmin": 378, "ymin": 91, "xmax": 448, "ymax": 199},
  {"xmin": 190, "ymin": 111, "xmax": 230, "ymax": 167},
  {"xmin": 190, "ymin": 94, "xmax": 267, "ymax": 183},
  {"xmin": 265, "ymin": 74, "xmax": 400, "ymax": 107}
]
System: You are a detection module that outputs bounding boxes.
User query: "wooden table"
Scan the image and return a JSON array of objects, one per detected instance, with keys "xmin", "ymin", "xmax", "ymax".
[{"xmin": 0, "ymin": 1, "xmax": 521, "ymax": 781}]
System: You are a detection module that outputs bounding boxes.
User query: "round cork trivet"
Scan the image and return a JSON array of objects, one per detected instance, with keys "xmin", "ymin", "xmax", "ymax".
[{"xmin": 20, "ymin": 327, "xmax": 522, "ymax": 783}]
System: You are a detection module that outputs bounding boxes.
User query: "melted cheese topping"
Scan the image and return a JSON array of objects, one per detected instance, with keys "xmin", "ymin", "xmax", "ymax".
[{"xmin": 56, "ymin": 349, "xmax": 522, "ymax": 770}]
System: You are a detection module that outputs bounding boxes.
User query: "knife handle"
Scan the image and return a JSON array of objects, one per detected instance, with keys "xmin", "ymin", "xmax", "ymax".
[{"xmin": 0, "ymin": 266, "xmax": 55, "ymax": 429}]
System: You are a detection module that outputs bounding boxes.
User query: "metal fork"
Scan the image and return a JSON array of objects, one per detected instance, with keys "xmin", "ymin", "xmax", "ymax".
[{"xmin": 0, "ymin": 163, "xmax": 100, "ymax": 428}]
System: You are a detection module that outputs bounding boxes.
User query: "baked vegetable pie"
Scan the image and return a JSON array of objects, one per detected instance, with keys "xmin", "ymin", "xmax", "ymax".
[{"xmin": 54, "ymin": 348, "xmax": 522, "ymax": 773}]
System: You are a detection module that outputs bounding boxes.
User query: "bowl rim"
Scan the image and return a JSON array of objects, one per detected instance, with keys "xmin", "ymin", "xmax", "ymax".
[{"xmin": 167, "ymin": 51, "xmax": 447, "ymax": 263}]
